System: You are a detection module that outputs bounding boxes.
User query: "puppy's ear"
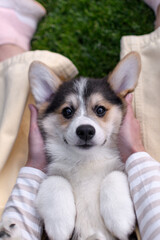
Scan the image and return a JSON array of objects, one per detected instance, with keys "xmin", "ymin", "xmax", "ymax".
[
  {"xmin": 29, "ymin": 61, "xmax": 61, "ymax": 106},
  {"xmin": 108, "ymin": 52, "xmax": 141, "ymax": 97}
]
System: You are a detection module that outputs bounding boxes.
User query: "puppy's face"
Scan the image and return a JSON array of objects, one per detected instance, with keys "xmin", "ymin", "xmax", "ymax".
[
  {"xmin": 29, "ymin": 52, "xmax": 141, "ymax": 155},
  {"xmin": 39, "ymin": 77, "xmax": 123, "ymax": 151}
]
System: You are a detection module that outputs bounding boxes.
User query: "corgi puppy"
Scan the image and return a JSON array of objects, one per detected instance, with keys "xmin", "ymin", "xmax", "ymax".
[
  {"xmin": 29, "ymin": 52, "xmax": 141, "ymax": 240},
  {"xmin": 0, "ymin": 52, "xmax": 141, "ymax": 240}
]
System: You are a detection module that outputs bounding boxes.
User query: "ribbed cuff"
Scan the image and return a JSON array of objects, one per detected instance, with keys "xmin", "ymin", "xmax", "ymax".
[{"xmin": 19, "ymin": 167, "xmax": 46, "ymax": 182}]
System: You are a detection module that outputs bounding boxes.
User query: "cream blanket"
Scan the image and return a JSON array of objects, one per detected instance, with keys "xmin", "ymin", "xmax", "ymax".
[{"xmin": 121, "ymin": 27, "xmax": 160, "ymax": 162}]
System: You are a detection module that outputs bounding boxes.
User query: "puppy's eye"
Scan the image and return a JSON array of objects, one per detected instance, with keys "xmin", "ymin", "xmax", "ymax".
[
  {"xmin": 95, "ymin": 106, "xmax": 107, "ymax": 117},
  {"xmin": 62, "ymin": 107, "xmax": 74, "ymax": 119}
]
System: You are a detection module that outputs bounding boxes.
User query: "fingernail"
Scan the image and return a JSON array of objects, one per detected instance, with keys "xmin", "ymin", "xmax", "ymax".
[
  {"xmin": 28, "ymin": 104, "xmax": 37, "ymax": 111},
  {"xmin": 28, "ymin": 104, "xmax": 34, "ymax": 112},
  {"xmin": 126, "ymin": 93, "xmax": 132, "ymax": 102}
]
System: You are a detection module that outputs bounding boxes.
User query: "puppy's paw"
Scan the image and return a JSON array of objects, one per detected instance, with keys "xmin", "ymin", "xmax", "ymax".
[
  {"xmin": 0, "ymin": 218, "xmax": 21, "ymax": 240},
  {"xmin": 100, "ymin": 171, "xmax": 136, "ymax": 240},
  {"xmin": 36, "ymin": 176, "xmax": 76, "ymax": 240},
  {"xmin": 44, "ymin": 218, "xmax": 75, "ymax": 240}
]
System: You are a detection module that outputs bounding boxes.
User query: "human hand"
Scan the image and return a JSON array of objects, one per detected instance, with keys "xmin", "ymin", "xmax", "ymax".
[
  {"xmin": 26, "ymin": 104, "xmax": 47, "ymax": 173},
  {"xmin": 118, "ymin": 94, "xmax": 145, "ymax": 163}
]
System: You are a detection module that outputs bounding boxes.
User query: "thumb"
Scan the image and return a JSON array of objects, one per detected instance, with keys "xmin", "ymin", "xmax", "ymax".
[
  {"xmin": 125, "ymin": 93, "xmax": 133, "ymax": 105},
  {"xmin": 125, "ymin": 94, "xmax": 135, "ymax": 118},
  {"xmin": 29, "ymin": 103, "xmax": 38, "ymax": 122},
  {"xmin": 28, "ymin": 104, "xmax": 39, "ymax": 135}
]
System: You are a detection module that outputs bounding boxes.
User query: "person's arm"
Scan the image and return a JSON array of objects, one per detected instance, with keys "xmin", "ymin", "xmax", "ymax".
[
  {"xmin": 126, "ymin": 152, "xmax": 160, "ymax": 240},
  {"xmin": 0, "ymin": 105, "xmax": 47, "ymax": 240},
  {"xmin": 118, "ymin": 94, "xmax": 160, "ymax": 240},
  {"xmin": 2, "ymin": 167, "xmax": 46, "ymax": 240}
]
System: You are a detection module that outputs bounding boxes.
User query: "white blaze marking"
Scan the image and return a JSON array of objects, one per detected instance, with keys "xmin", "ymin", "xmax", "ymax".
[{"xmin": 74, "ymin": 77, "xmax": 88, "ymax": 116}]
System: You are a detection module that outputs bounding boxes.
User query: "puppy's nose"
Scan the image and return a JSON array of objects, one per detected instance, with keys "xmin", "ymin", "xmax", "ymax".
[{"xmin": 76, "ymin": 125, "xmax": 95, "ymax": 141}]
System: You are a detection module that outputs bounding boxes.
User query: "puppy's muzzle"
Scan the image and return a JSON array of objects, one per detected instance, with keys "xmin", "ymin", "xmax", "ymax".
[{"xmin": 76, "ymin": 124, "xmax": 95, "ymax": 141}]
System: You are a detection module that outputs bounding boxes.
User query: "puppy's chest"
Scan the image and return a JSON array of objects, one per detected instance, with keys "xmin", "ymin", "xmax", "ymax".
[
  {"xmin": 69, "ymin": 160, "xmax": 107, "ymax": 192},
  {"xmin": 49, "ymin": 153, "xmax": 122, "ymax": 197},
  {"xmin": 49, "ymin": 153, "xmax": 123, "ymax": 238},
  {"xmin": 67, "ymin": 158, "xmax": 119, "ymax": 238},
  {"xmin": 69, "ymin": 163, "xmax": 106, "ymax": 222}
]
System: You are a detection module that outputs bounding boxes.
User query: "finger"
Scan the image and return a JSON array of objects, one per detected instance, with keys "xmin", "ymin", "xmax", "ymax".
[
  {"xmin": 125, "ymin": 93, "xmax": 133, "ymax": 104},
  {"xmin": 28, "ymin": 104, "xmax": 44, "ymax": 143},
  {"xmin": 125, "ymin": 98, "xmax": 135, "ymax": 119},
  {"xmin": 28, "ymin": 104, "xmax": 39, "ymax": 134},
  {"xmin": 136, "ymin": 119, "xmax": 141, "ymax": 129},
  {"xmin": 29, "ymin": 104, "xmax": 38, "ymax": 121}
]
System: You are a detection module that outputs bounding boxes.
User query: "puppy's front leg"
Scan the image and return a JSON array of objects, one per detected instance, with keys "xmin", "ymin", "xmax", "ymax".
[
  {"xmin": 100, "ymin": 171, "xmax": 135, "ymax": 240},
  {"xmin": 36, "ymin": 176, "xmax": 76, "ymax": 240}
]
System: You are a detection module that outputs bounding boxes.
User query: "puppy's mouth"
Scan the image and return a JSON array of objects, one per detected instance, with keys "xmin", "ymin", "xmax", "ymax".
[
  {"xmin": 64, "ymin": 138, "xmax": 107, "ymax": 149},
  {"xmin": 64, "ymin": 138, "xmax": 94, "ymax": 149},
  {"xmin": 77, "ymin": 144, "xmax": 93, "ymax": 149}
]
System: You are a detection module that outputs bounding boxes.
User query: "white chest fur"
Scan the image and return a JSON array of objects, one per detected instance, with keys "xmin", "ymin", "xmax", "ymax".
[{"xmin": 45, "ymin": 145, "xmax": 125, "ymax": 240}]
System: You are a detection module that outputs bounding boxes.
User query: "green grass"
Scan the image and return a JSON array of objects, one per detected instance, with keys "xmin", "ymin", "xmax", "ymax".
[{"xmin": 32, "ymin": 0, "xmax": 154, "ymax": 77}]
